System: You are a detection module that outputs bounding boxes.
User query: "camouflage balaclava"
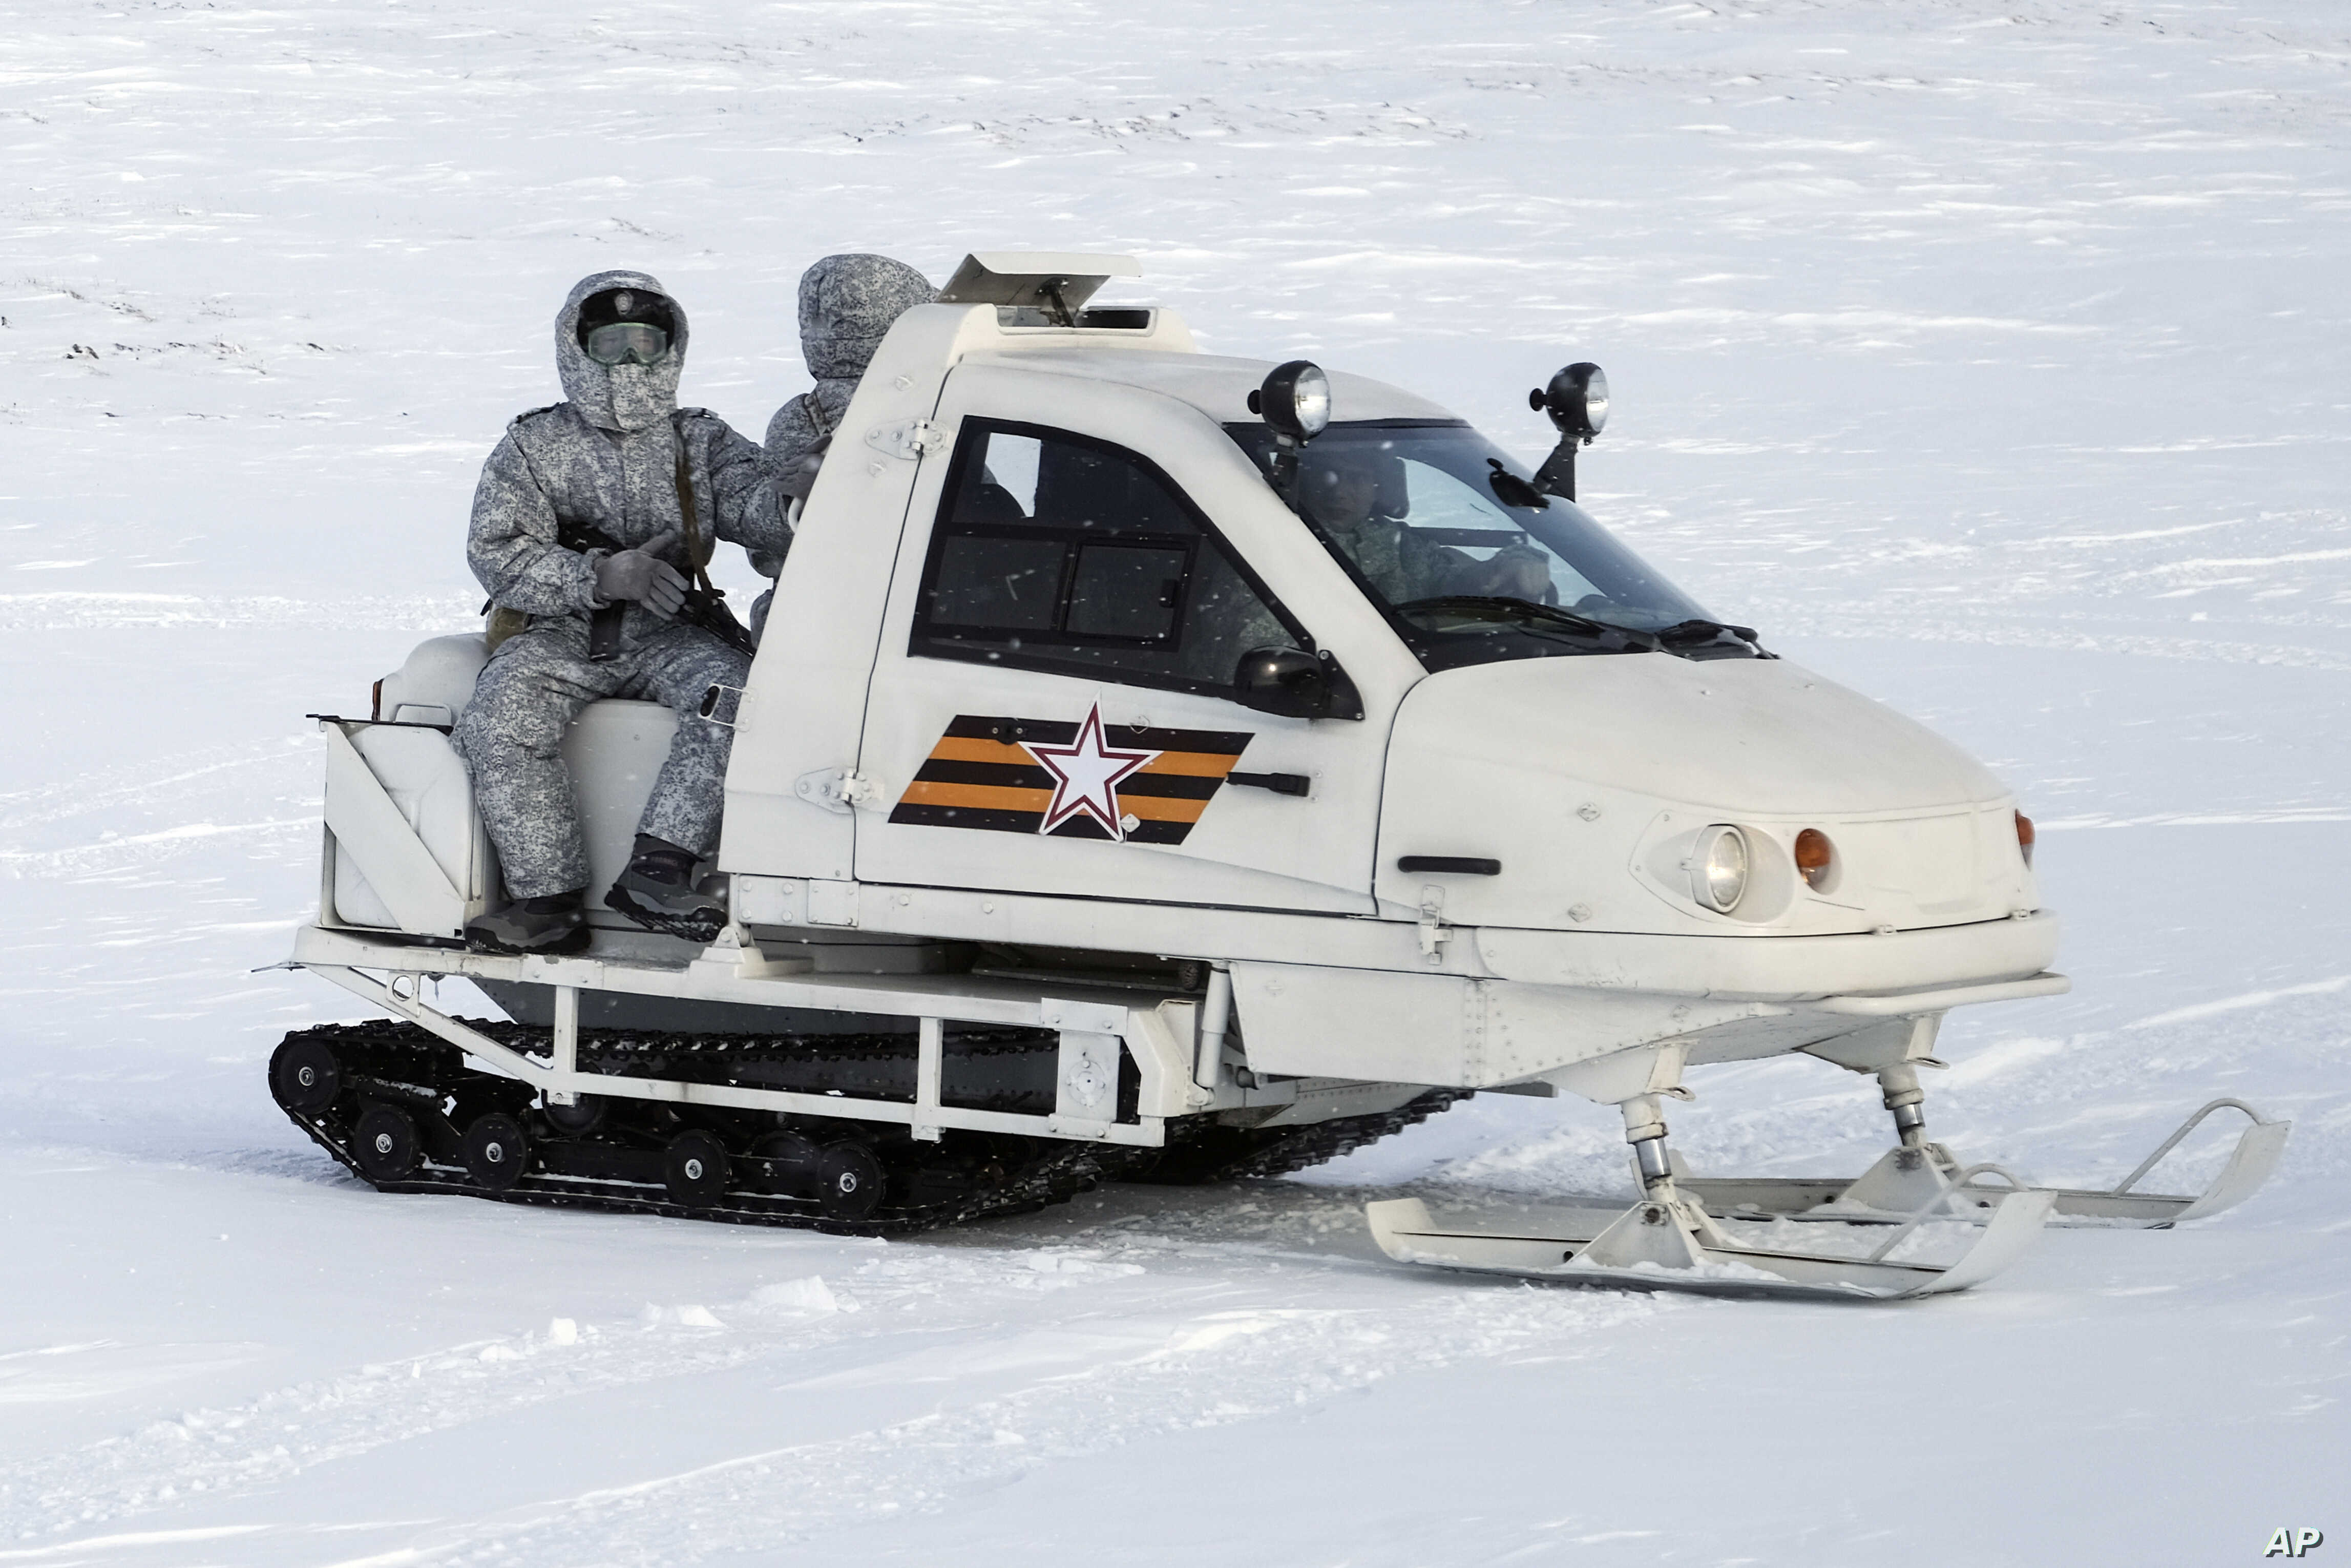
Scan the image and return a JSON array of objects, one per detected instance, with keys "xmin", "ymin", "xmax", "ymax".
[
  {"xmin": 555, "ymin": 268, "xmax": 687, "ymax": 434},
  {"xmin": 797, "ymin": 254, "xmax": 935, "ymax": 382}
]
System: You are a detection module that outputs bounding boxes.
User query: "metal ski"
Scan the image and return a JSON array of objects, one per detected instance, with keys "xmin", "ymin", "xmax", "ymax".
[
  {"xmin": 1366, "ymin": 1185, "xmax": 2053, "ymax": 1301},
  {"xmin": 1676, "ymin": 1099, "xmax": 2291, "ymax": 1229}
]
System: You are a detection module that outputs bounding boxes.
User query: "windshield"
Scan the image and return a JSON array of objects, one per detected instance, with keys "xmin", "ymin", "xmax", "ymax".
[{"xmin": 1226, "ymin": 420, "xmax": 1759, "ymax": 670}]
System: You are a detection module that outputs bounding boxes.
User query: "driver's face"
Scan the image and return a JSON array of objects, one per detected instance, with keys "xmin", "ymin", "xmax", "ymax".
[{"xmin": 1304, "ymin": 465, "xmax": 1379, "ymax": 531}]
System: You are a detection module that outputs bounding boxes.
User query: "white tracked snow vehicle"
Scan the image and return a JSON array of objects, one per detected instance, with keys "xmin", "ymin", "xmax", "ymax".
[{"xmin": 270, "ymin": 253, "xmax": 2288, "ymax": 1299}]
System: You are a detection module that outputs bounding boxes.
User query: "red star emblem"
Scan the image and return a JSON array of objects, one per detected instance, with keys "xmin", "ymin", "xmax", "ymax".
[{"xmin": 1022, "ymin": 703, "xmax": 1159, "ymax": 841}]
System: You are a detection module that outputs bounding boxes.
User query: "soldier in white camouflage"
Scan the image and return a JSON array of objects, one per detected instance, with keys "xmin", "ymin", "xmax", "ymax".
[
  {"xmin": 453, "ymin": 269, "xmax": 789, "ymax": 955},
  {"xmin": 745, "ymin": 254, "xmax": 935, "ymax": 638}
]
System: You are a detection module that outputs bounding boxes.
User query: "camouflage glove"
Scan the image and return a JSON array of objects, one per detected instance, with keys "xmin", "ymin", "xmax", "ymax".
[
  {"xmin": 593, "ymin": 528, "xmax": 687, "ymax": 618},
  {"xmin": 776, "ymin": 435, "xmax": 831, "ymax": 502}
]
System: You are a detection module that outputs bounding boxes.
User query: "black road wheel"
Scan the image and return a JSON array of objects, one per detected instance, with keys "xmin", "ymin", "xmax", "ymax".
[
  {"xmin": 463, "ymin": 1112, "xmax": 530, "ymax": 1191},
  {"xmin": 351, "ymin": 1103, "xmax": 421, "ymax": 1182},
  {"xmin": 270, "ymin": 1035, "xmax": 341, "ymax": 1115},
  {"xmin": 815, "ymin": 1139, "xmax": 886, "ymax": 1221},
  {"xmin": 664, "ymin": 1131, "xmax": 731, "ymax": 1208},
  {"xmin": 542, "ymin": 1094, "xmax": 607, "ymax": 1137}
]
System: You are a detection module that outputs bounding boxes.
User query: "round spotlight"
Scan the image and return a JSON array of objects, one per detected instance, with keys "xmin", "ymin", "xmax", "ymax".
[
  {"xmin": 1259, "ymin": 360, "xmax": 1331, "ymax": 443},
  {"xmin": 1530, "ymin": 362, "xmax": 1608, "ymax": 440}
]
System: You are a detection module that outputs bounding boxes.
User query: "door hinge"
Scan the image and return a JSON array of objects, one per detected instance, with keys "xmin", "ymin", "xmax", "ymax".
[
  {"xmin": 794, "ymin": 768, "xmax": 884, "ymax": 816},
  {"xmin": 864, "ymin": 419, "xmax": 943, "ymax": 462}
]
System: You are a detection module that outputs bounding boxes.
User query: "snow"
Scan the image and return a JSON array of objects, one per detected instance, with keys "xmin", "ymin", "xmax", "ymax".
[{"xmin": 2, "ymin": 0, "xmax": 2346, "ymax": 1562}]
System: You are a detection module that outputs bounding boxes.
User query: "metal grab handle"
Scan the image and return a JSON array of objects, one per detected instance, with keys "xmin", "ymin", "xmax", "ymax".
[
  {"xmin": 1953, "ymin": 1162, "xmax": 2031, "ymax": 1193},
  {"xmin": 698, "ymin": 682, "xmax": 746, "ymax": 728},
  {"xmin": 1866, "ymin": 1163, "xmax": 2031, "ymax": 1263},
  {"xmin": 2110, "ymin": 1098, "xmax": 2268, "ymax": 1196}
]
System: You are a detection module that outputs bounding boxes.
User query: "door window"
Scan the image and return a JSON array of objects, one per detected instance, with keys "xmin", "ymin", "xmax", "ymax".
[{"xmin": 912, "ymin": 420, "xmax": 1309, "ymax": 697}]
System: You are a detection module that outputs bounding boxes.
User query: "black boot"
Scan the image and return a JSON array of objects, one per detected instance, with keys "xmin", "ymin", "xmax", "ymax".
[
  {"xmin": 604, "ymin": 834, "xmax": 726, "ymax": 942},
  {"xmin": 465, "ymin": 888, "xmax": 590, "ymax": 956}
]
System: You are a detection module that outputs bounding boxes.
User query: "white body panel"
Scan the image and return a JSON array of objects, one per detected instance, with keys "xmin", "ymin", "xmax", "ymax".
[
  {"xmin": 850, "ymin": 361, "xmax": 1415, "ymax": 913},
  {"xmin": 324, "ymin": 723, "xmax": 493, "ymax": 937}
]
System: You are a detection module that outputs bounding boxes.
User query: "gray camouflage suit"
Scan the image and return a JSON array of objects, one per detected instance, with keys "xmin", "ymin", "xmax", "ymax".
[
  {"xmin": 452, "ymin": 270, "xmax": 787, "ymax": 900},
  {"xmin": 747, "ymin": 255, "xmax": 935, "ymax": 637}
]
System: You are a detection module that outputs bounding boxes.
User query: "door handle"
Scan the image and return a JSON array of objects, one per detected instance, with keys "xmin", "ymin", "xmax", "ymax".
[
  {"xmin": 1397, "ymin": 855, "xmax": 1501, "ymax": 875},
  {"xmin": 1227, "ymin": 770, "xmax": 1311, "ymax": 797}
]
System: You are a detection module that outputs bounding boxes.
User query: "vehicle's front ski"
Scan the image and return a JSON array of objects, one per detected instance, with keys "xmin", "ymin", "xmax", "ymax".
[
  {"xmin": 1676, "ymin": 1098, "xmax": 2291, "ymax": 1230},
  {"xmin": 1367, "ymin": 1185, "xmax": 2053, "ymax": 1301}
]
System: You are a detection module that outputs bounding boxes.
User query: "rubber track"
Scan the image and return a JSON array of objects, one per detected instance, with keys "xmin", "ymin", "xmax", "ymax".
[
  {"xmin": 1131, "ymin": 1090, "xmax": 1474, "ymax": 1185},
  {"xmin": 272, "ymin": 1019, "xmax": 1467, "ymax": 1236}
]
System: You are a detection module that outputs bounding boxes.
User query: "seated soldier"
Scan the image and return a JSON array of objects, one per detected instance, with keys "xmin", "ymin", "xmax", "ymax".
[
  {"xmin": 746, "ymin": 254, "xmax": 936, "ymax": 638},
  {"xmin": 1299, "ymin": 448, "xmax": 1553, "ymax": 604},
  {"xmin": 453, "ymin": 270, "xmax": 785, "ymax": 955}
]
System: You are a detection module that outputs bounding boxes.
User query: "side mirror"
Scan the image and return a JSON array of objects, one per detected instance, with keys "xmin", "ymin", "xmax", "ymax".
[{"xmin": 1233, "ymin": 646, "xmax": 1362, "ymax": 720}]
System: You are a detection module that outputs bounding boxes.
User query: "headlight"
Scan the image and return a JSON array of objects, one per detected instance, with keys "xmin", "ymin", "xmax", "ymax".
[
  {"xmin": 1694, "ymin": 825, "xmax": 1749, "ymax": 912},
  {"xmin": 2015, "ymin": 810, "xmax": 2035, "ymax": 868},
  {"xmin": 1256, "ymin": 360, "xmax": 1331, "ymax": 442}
]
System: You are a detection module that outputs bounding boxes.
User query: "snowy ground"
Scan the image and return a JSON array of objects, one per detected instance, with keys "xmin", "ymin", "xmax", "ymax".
[{"xmin": 3, "ymin": 1, "xmax": 2347, "ymax": 1562}]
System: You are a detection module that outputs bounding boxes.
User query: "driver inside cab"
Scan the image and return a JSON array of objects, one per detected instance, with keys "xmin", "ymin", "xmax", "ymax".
[{"xmin": 1297, "ymin": 448, "xmax": 1553, "ymax": 604}]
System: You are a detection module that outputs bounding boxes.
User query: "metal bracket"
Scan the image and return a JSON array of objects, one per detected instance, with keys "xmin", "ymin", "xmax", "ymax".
[
  {"xmin": 913, "ymin": 1017, "xmax": 943, "ymax": 1142},
  {"xmin": 311, "ymin": 964, "xmax": 551, "ymax": 1081},
  {"xmin": 697, "ymin": 682, "xmax": 746, "ymax": 729},
  {"xmin": 548, "ymin": 984, "xmax": 580, "ymax": 1106},
  {"xmin": 864, "ymin": 419, "xmax": 943, "ymax": 462},
  {"xmin": 1417, "ymin": 886, "xmax": 1451, "ymax": 964}
]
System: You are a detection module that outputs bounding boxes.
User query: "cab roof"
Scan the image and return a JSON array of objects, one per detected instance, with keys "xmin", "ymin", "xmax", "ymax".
[{"xmin": 960, "ymin": 345, "xmax": 1461, "ymax": 428}]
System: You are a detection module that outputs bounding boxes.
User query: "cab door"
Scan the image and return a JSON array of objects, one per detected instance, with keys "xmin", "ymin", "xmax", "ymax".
[{"xmin": 853, "ymin": 370, "xmax": 1392, "ymax": 914}]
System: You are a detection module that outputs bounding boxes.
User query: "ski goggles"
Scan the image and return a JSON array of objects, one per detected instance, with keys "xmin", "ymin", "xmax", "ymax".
[{"xmin": 582, "ymin": 320, "xmax": 670, "ymax": 367}]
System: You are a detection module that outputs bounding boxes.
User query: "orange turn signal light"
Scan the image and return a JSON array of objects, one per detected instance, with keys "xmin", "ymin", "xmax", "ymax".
[
  {"xmin": 1793, "ymin": 828, "xmax": 1833, "ymax": 889},
  {"xmin": 2015, "ymin": 810, "xmax": 2035, "ymax": 868}
]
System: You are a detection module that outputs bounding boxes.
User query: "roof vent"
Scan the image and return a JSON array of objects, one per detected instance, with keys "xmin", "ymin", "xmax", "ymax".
[{"xmin": 938, "ymin": 252, "xmax": 1143, "ymax": 324}]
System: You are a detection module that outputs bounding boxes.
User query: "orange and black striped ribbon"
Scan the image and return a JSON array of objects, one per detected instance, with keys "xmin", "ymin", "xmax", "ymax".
[{"xmin": 889, "ymin": 714, "xmax": 1252, "ymax": 845}]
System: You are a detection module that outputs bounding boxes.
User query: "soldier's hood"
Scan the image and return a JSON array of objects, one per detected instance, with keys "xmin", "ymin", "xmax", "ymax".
[
  {"xmin": 555, "ymin": 268, "xmax": 687, "ymax": 431},
  {"xmin": 799, "ymin": 254, "xmax": 934, "ymax": 382}
]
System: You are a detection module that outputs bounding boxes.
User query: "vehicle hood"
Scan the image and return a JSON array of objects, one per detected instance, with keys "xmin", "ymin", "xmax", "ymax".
[
  {"xmin": 1408, "ymin": 653, "xmax": 2008, "ymax": 817},
  {"xmin": 1373, "ymin": 652, "xmax": 2034, "ymax": 937}
]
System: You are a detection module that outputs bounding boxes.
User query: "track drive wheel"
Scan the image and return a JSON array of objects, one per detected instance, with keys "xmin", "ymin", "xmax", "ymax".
[
  {"xmin": 816, "ymin": 1140, "xmax": 886, "ymax": 1221},
  {"xmin": 665, "ymin": 1131, "xmax": 731, "ymax": 1208},
  {"xmin": 463, "ymin": 1113, "xmax": 530, "ymax": 1191},
  {"xmin": 352, "ymin": 1103, "xmax": 422, "ymax": 1182},
  {"xmin": 270, "ymin": 1035, "xmax": 341, "ymax": 1115}
]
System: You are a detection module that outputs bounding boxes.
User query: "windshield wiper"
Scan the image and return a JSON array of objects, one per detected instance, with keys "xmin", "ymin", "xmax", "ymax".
[
  {"xmin": 1391, "ymin": 595, "xmax": 1659, "ymax": 650},
  {"xmin": 1655, "ymin": 617, "xmax": 1764, "ymax": 651}
]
